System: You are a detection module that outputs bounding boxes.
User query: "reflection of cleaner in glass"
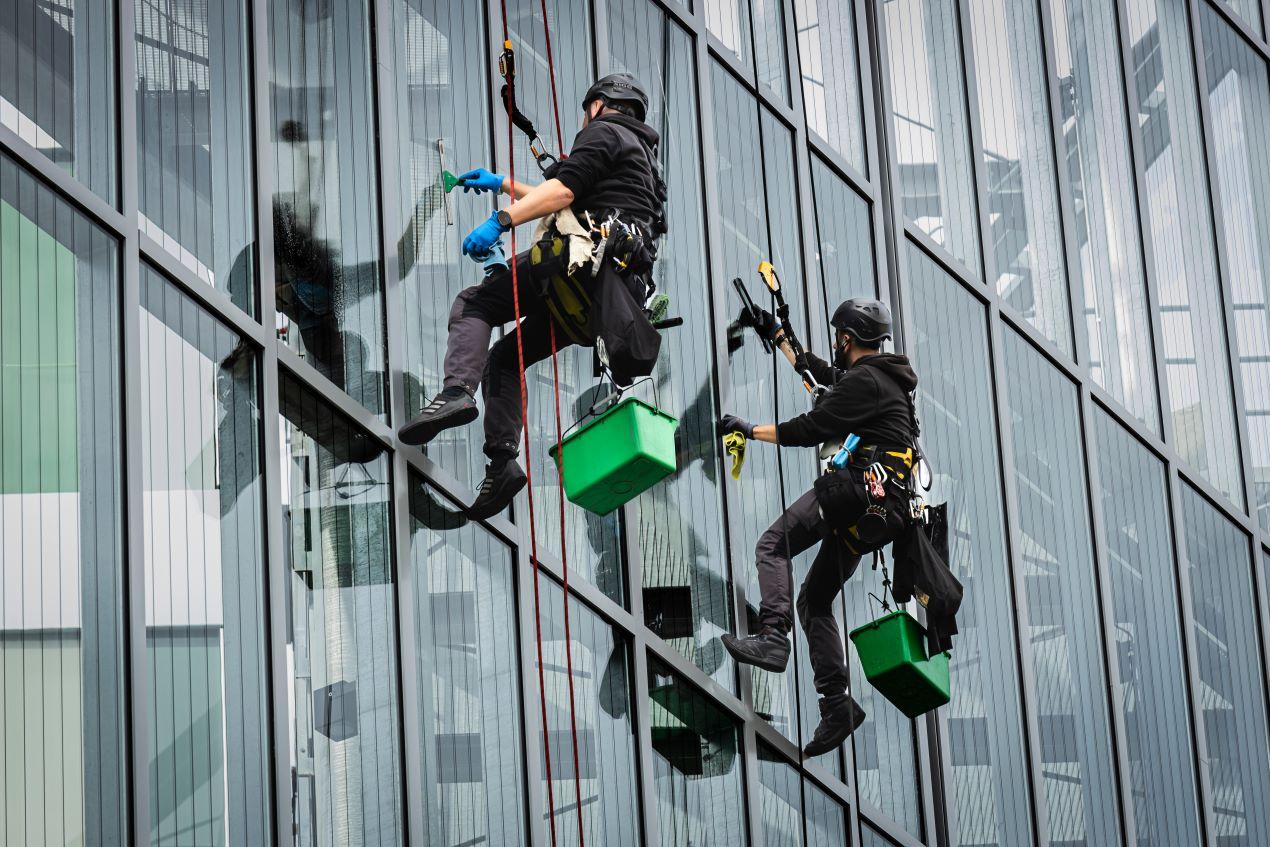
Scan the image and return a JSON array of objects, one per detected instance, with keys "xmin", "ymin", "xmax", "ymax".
[
  {"xmin": 719, "ymin": 298, "xmax": 921, "ymax": 756},
  {"xmin": 400, "ymin": 73, "xmax": 668, "ymax": 520}
]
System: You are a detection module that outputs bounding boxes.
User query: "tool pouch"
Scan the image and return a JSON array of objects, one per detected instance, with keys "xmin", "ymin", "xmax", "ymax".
[{"xmin": 814, "ymin": 466, "xmax": 907, "ymax": 553}]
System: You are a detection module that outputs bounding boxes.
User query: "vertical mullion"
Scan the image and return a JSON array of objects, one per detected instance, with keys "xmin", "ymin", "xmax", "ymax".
[
  {"xmin": 117, "ymin": 0, "xmax": 149, "ymax": 841},
  {"xmin": 515, "ymin": 543, "xmax": 551, "ymax": 847},
  {"xmin": 630, "ymin": 635, "xmax": 663, "ymax": 847},
  {"xmin": 954, "ymin": 0, "xmax": 993, "ymax": 286}
]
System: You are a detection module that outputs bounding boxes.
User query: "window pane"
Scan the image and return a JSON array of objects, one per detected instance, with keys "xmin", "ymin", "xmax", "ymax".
[
  {"xmin": 0, "ymin": 151, "xmax": 125, "ymax": 846},
  {"xmin": 279, "ymin": 374, "xmax": 402, "ymax": 844},
  {"xmin": 905, "ymin": 240, "xmax": 1033, "ymax": 845},
  {"xmin": 408, "ymin": 477, "xmax": 526, "ymax": 844},
  {"xmin": 803, "ymin": 776, "xmax": 848, "ymax": 846},
  {"xmin": 861, "ymin": 824, "xmax": 895, "ymax": 847},
  {"xmin": 756, "ymin": 742, "xmax": 803, "ymax": 846},
  {"xmin": 1217, "ymin": 0, "xmax": 1264, "ymax": 35},
  {"xmin": 539, "ymin": 581, "xmax": 640, "ymax": 845},
  {"xmin": 1179, "ymin": 485, "xmax": 1270, "ymax": 844},
  {"xmin": 386, "ymin": 0, "xmax": 489, "ymax": 492},
  {"xmin": 705, "ymin": 0, "xmax": 753, "ymax": 70},
  {"xmin": 506, "ymin": 0, "xmax": 625, "ymax": 601},
  {"xmin": 1048, "ymin": 0, "xmax": 1159, "ymax": 432},
  {"xmin": 606, "ymin": 1, "xmax": 734, "ymax": 690},
  {"xmin": 967, "ymin": 0, "xmax": 1071, "ymax": 355},
  {"xmin": 795, "ymin": 0, "xmax": 866, "ymax": 171},
  {"xmin": 754, "ymin": 0, "xmax": 791, "ymax": 104},
  {"xmin": 1126, "ymin": 0, "xmax": 1244, "ymax": 505},
  {"xmin": 883, "ymin": 0, "xmax": 981, "ymax": 271},
  {"xmin": 1002, "ymin": 329, "xmax": 1120, "ymax": 845},
  {"xmin": 647, "ymin": 658, "xmax": 747, "ymax": 845},
  {"xmin": 135, "ymin": 0, "xmax": 255, "ymax": 313},
  {"xmin": 269, "ymin": 0, "xmax": 387, "ymax": 416},
  {"xmin": 1092, "ymin": 408, "xmax": 1202, "ymax": 845},
  {"xmin": 140, "ymin": 267, "xmax": 270, "ymax": 843},
  {"xmin": 0, "ymin": 0, "xmax": 116, "ymax": 201},
  {"xmin": 1200, "ymin": 6, "xmax": 1270, "ymax": 531}
]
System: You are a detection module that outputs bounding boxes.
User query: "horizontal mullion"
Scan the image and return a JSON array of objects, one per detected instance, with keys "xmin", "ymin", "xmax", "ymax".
[
  {"xmin": 807, "ymin": 130, "xmax": 879, "ymax": 203},
  {"xmin": 0, "ymin": 124, "xmax": 130, "ymax": 236},
  {"xmin": 1204, "ymin": 0, "xmax": 1270, "ymax": 58}
]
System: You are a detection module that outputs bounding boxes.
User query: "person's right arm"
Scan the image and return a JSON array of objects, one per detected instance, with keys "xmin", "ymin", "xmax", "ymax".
[{"xmin": 501, "ymin": 176, "xmax": 537, "ymax": 199}]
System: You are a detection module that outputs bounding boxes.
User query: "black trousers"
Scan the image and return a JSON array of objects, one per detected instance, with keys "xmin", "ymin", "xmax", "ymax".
[{"xmin": 755, "ymin": 488, "xmax": 863, "ymax": 698}]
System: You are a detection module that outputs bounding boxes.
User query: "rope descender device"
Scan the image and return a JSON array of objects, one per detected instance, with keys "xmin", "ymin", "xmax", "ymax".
[{"xmin": 499, "ymin": 39, "xmax": 559, "ymax": 174}]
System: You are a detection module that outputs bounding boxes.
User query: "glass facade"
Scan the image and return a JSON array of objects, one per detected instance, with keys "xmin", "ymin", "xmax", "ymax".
[{"xmin": 5, "ymin": 1, "xmax": 1270, "ymax": 845}]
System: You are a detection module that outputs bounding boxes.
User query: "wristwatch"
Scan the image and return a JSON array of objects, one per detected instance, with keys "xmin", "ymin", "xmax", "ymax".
[{"xmin": 496, "ymin": 209, "xmax": 514, "ymax": 229}]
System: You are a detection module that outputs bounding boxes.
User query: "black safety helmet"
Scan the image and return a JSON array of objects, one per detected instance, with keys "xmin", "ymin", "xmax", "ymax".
[
  {"xmin": 831, "ymin": 298, "xmax": 892, "ymax": 346},
  {"xmin": 582, "ymin": 73, "xmax": 649, "ymax": 122}
]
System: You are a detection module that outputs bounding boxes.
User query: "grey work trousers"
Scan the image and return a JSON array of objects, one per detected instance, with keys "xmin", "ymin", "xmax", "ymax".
[{"xmin": 755, "ymin": 488, "xmax": 862, "ymax": 698}]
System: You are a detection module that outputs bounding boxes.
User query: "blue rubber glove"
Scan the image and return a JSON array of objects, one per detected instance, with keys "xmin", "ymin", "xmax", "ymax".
[
  {"xmin": 462, "ymin": 211, "xmax": 511, "ymax": 259},
  {"xmin": 458, "ymin": 168, "xmax": 505, "ymax": 194}
]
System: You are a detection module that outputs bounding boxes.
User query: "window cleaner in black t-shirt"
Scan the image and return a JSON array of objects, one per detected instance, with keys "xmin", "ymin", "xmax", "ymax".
[
  {"xmin": 398, "ymin": 74, "xmax": 668, "ymax": 520},
  {"xmin": 718, "ymin": 299, "xmax": 921, "ymax": 758}
]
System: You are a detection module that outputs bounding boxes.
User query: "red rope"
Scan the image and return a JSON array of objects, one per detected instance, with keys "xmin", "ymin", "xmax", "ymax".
[
  {"xmin": 497, "ymin": 3, "xmax": 558, "ymax": 846},
  {"xmin": 537, "ymin": 0, "xmax": 566, "ymax": 155}
]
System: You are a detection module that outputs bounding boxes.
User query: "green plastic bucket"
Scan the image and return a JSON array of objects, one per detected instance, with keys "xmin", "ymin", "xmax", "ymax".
[
  {"xmin": 849, "ymin": 610, "xmax": 951, "ymax": 718},
  {"xmin": 548, "ymin": 397, "xmax": 678, "ymax": 516}
]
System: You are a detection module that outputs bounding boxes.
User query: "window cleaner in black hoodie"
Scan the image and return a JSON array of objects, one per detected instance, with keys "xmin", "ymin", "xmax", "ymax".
[
  {"xmin": 398, "ymin": 74, "xmax": 667, "ymax": 520},
  {"xmin": 718, "ymin": 298, "xmax": 920, "ymax": 758}
]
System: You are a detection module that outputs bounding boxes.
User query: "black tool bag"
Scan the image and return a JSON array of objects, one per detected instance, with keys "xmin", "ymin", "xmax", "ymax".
[
  {"xmin": 891, "ymin": 502, "xmax": 962, "ymax": 654},
  {"xmin": 813, "ymin": 466, "xmax": 908, "ymax": 554},
  {"xmin": 591, "ymin": 261, "xmax": 662, "ymax": 384}
]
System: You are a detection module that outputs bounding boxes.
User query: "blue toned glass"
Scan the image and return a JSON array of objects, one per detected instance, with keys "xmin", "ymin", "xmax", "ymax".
[{"xmin": 795, "ymin": 0, "xmax": 867, "ymax": 172}]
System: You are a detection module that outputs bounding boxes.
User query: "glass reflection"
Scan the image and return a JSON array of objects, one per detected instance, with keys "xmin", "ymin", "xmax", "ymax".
[
  {"xmin": 1126, "ymin": 0, "xmax": 1244, "ymax": 505},
  {"xmin": 279, "ymin": 374, "xmax": 402, "ymax": 845},
  {"xmin": 906, "ymin": 241, "xmax": 1033, "ymax": 846},
  {"xmin": 135, "ymin": 0, "xmax": 255, "ymax": 313},
  {"xmin": 539, "ymin": 581, "xmax": 640, "ymax": 845},
  {"xmin": 606, "ymin": 1, "xmax": 735, "ymax": 688},
  {"xmin": 269, "ymin": 0, "xmax": 387, "ymax": 416},
  {"xmin": 648, "ymin": 658, "xmax": 747, "ymax": 845},
  {"xmin": 0, "ymin": 151, "xmax": 125, "ymax": 846},
  {"xmin": 1092, "ymin": 410, "xmax": 1202, "ymax": 844},
  {"xmin": 140, "ymin": 268, "xmax": 270, "ymax": 844},
  {"xmin": 408, "ymin": 476, "xmax": 526, "ymax": 844},
  {"xmin": 795, "ymin": 0, "xmax": 866, "ymax": 171},
  {"xmin": 1200, "ymin": 6, "xmax": 1270, "ymax": 531},
  {"xmin": 1003, "ymin": 330, "xmax": 1119, "ymax": 845},
  {"xmin": 756, "ymin": 742, "xmax": 848, "ymax": 846},
  {"xmin": 1048, "ymin": 0, "xmax": 1159, "ymax": 432},
  {"xmin": 967, "ymin": 0, "xmax": 1071, "ymax": 354},
  {"xmin": 0, "ymin": 0, "xmax": 116, "ymax": 201},
  {"xmin": 705, "ymin": 0, "xmax": 753, "ymax": 69},
  {"xmin": 753, "ymin": 0, "xmax": 791, "ymax": 104},
  {"xmin": 883, "ymin": 0, "xmax": 981, "ymax": 271},
  {"xmin": 1179, "ymin": 486, "xmax": 1270, "ymax": 844}
]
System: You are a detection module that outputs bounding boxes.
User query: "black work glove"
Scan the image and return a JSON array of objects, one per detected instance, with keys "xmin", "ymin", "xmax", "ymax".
[
  {"xmin": 717, "ymin": 414, "xmax": 755, "ymax": 439},
  {"xmin": 736, "ymin": 305, "xmax": 779, "ymax": 344}
]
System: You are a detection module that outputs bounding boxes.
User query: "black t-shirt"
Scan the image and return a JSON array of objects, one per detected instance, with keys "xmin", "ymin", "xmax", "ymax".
[{"xmin": 545, "ymin": 113, "xmax": 665, "ymax": 227}]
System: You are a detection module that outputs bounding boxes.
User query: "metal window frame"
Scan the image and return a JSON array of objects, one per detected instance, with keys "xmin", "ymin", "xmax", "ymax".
[{"xmin": 7, "ymin": 0, "xmax": 1270, "ymax": 844}]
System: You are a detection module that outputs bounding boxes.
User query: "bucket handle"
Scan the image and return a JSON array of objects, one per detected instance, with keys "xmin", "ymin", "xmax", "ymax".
[
  {"xmin": 866, "ymin": 591, "xmax": 892, "ymax": 619},
  {"xmin": 562, "ymin": 374, "xmax": 658, "ymax": 442}
]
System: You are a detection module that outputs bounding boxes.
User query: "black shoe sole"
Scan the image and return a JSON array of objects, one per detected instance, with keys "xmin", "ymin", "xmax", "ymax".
[
  {"xmin": 465, "ymin": 469, "xmax": 528, "ymax": 521},
  {"xmin": 399, "ymin": 404, "xmax": 478, "ymax": 446},
  {"xmin": 721, "ymin": 634, "xmax": 791, "ymax": 673},
  {"xmin": 802, "ymin": 705, "xmax": 867, "ymax": 757}
]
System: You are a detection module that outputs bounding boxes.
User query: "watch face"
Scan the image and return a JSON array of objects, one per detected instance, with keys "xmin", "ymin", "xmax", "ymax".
[{"xmin": 497, "ymin": 210, "xmax": 513, "ymax": 228}]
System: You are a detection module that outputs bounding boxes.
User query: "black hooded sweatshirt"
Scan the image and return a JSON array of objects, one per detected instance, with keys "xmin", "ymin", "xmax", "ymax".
[
  {"xmin": 776, "ymin": 352, "xmax": 919, "ymax": 449},
  {"xmin": 545, "ymin": 113, "xmax": 664, "ymax": 226}
]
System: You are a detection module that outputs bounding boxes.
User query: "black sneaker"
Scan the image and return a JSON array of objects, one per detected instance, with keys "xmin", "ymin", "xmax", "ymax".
[
  {"xmin": 399, "ymin": 387, "xmax": 478, "ymax": 446},
  {"xmin": 802, "ymin": 694, "xmax": 866, "ymax": 758},
  {"xmin": 721, "ymin": 628, "xmax": 791, "ymax": 673},
  {"xmin": 465, "ymin": 460, "xmax": 527, "ymax": 520}
]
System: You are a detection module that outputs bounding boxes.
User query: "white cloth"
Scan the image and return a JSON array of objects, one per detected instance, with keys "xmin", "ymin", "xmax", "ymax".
[{"xmin": 532, "ymin": 208, "xmax": 595, "ymax": 275}]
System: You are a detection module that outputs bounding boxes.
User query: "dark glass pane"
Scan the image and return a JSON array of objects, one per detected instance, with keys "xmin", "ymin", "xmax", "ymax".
[
  {"xmin": 538, "ymin": 581, "xmax": 640, "ymax": 845},
  {"xmin": 1048, "ymin": 0, "xmax": 1159, "ymax": 431},
  {"xmin": 407, "ymin": 477, "xmax": 526, "ymax": 844},
  {"xmin": 906, "ymin": 240, "xmax": 1033, "ymax": 845},
  {"xmin": 0, "ymin": 151, "xmax": 125, "ymax": 845},
  {"xmin": 269, "ymin": 0, "xmax": 387, "ymax": 416},
  {"xmin": 647, "ymin": 658, "xmax": 747, "ymax": 845},
  {"xmin": 883, "ymin": 0, "xmax": 981, "ymax": 271},
  {"xmin": 135, "ymin": 0, "xmax": 255, "ymax": 313},
  {"xmin": 0, "ymin": 0, "xmax": 116, "ymax": 201},
  {"xmin": 795, "ymin": 0, "xmax": 866, "ymax": 171},
  {"xmin": 279, "ymin": 374, "xmax": 402, "ymax": 844},
  {"xmin": 705, "ymin": 0, "xmax": 753, "ymax": 70},
  {"xmin": 139, "ymin": 267, "xmax": 269, "ymax": 844},
  {"xmin": 753, "ymin": 0, "xmax": 791, "ymax": 104},
  {"xmin": 967, "ymin": 0, "xmax": 1071, "ymax": 354},
  {"xmin": 1179, "ymin": 486, "xmax": 1270, "ymax": 843},
  {"xmin": 606, "ymin": 1, "xmax": 734, "ymax": 689},
  {"xmin": 1200, "ymin": 6, "xmax": 1270, "ymax": 531},
  {"xmin": 861, "ymin": 824, "xmax": 894, "ymax": 847},
  {"xmin": 756, "ymin": 742, "xmax": 803, "ymax": 846},
  {"xmin": 1092, "ymin": 408, "xmax": 1202, "ymax": 844},
  {"xmin": 1126, "ymin": 0, "xmax": 1244, "ymax": 505},
  {"xmin": 1002, "ymin": 329, "xmax": 1119, "ymax": 845},
  {"xmin": 803, "ymin": 775, "xmax": 848, "ymax": 846},
  {"xmin": 386, "ymin": 0, "xmax": 490, "ymax": 491}
]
